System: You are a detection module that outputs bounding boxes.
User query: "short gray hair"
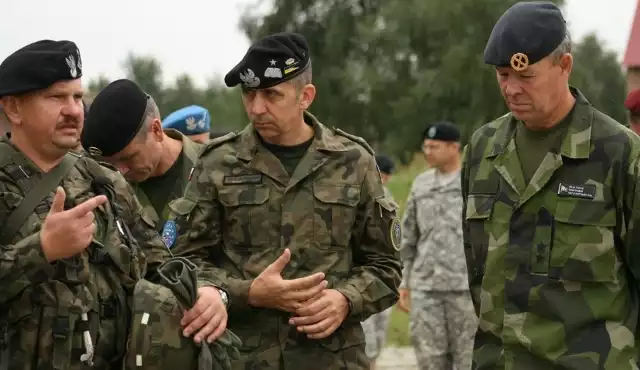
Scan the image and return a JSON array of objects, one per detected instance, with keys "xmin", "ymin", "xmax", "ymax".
[
  {"xmin": 135, "ymin": 96, "xmax": 161, "ymax": 139},
  {"xmin": 550, "ymin": 32, "xmax": 572, "ymax": 63},
  {"xmin": 290, "ymin": 64, "xmax": 313, "ymax": 92}
]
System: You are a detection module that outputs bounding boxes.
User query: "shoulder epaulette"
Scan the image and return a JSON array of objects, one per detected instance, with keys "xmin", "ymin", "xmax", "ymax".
[
  {"xmin": 200, "ymin": 131, "xmax": 241, "ymax": 157},
  {"xmin": 332, "ymin": 127, "xmax": 375, "ymax": 155}
]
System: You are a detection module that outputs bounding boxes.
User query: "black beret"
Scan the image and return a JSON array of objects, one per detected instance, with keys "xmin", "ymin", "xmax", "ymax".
[
  {"xmin": 81, "ymin": 79, "xmax": 150, "ymax": 157},
  {"xmin": 484, "ymin": 1, "xmax": 566, "ymax": 70},
  {"xmin": 0, "ymin": 40, "xmax": 82, "ymax": 97},
  {"xmin": 224, "ymin": 32, "xmax": 310, "ymax": 90},
  {"xmin": 375, "ymin": 154, "xmax": 396, "ymax": 175},
  {"xmin": 424, "ymin": 121, "xmax": 460, "ymax": 142}
]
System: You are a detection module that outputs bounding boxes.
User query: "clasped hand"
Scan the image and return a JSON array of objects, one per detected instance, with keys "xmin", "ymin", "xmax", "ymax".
[{"xmin": 248, "ymin": 248, "xmax": 350, "ymax": 339}]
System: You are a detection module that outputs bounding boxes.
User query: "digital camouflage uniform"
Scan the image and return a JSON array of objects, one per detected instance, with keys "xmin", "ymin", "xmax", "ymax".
[
  {"xmin": 169, "ymin": 112, "xmax": 403, "ymax": 370},
  {"xmin": 0, "ymin": 137, "xmax": 172, "ymax": 369},
  {"xmin": 401, "ymin": 168, "xmax": 477, "ymax": 370},
  {"xmin": 462, "ymin": 89, "xmax": 640, "ymax": 369}
]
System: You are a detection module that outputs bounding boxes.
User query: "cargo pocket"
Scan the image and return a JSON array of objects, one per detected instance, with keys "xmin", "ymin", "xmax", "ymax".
[
  {"xmin": 551, "ymin": 198, "xmax": 618, "ymax": 282},
  {"xmin": 312, "ymin": 183, "xmax": 360, "ymax": 248},
  {"xmin": 218, "ymin": 186, "xmax": 271, "ymax": 248}
]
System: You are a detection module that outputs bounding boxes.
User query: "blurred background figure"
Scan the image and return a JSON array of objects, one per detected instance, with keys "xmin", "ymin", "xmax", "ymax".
[
  {"xmin": 362, "ymin": 154, "xmax": 397, "ymax": 370},
  {"xmin": 162, "ymin": 105, "xmax": 211, "ymax": 143},
  {"xmin": 625, "ymin": 89, "xmax": 640, "ymax": 135}
]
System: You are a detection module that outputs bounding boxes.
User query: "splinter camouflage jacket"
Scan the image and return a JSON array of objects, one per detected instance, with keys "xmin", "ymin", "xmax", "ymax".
[
  {"xmin": 0, "ymin": 137, "xmax": 173, "ymax": 369},
  {"xmin": 170, "ymin": 112, "xmax": 402, "ymax": 370},
  {"xmin": 461, "ymin": 88, "xmax": 640, "ymax": 369}
]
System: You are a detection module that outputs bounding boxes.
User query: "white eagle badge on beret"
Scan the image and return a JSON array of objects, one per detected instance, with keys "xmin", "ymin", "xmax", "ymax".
[{"xmin": 240, "ymin": 68, "xmax": 260, "ymax": 88}]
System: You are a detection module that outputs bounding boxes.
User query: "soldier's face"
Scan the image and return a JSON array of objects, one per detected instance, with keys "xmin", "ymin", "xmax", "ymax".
[
  {"xmin": 3, "ymin": 79, "xmax": 84, "ymax": 154},
  {"xmin": 104, "ymin": 120, "xmax": 163, "ymax": 182},
  {"xmin": 423, "ymin": 139, "xmax": 457, "ymax": 168},
  {"xmin": 241, "ymin": 81, "xmax": 315, "ymax": 144},
  {"xmin": 496, "ymin": 54, "xmax": 572, "ymax": 126}
]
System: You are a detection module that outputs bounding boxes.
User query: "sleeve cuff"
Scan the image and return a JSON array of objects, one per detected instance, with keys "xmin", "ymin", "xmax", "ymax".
[
  {"xmin": 334, "ymin": 284, "xmax": 363, "ymax": 317},
  {"xmin": 226, "ymin": 279, "xmax": 253, "ymax": 311},
  {"xmin": 18, "ymin": 233, "xmax": 55, "ymax": 280}
]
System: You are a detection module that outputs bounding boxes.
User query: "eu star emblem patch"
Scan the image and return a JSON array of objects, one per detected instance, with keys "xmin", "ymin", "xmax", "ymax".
[{"xmin": 161, "ymin": 220, "xmax": 178, "ymax": 249}]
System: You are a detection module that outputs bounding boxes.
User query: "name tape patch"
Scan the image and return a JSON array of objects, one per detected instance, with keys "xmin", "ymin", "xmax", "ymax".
[
  {"xmin": 223, "ymin": 174, "xmax": 263, "ymax": 185},
  {"xmin": 556, "ymin": 183, "xmax": 596, "ymax": 200}
]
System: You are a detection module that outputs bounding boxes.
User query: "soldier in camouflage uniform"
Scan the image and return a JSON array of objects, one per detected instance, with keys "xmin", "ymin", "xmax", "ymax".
[
  {"xmin": 169, "ymin": 32, "xmax": 403, "ymax": 370},
  {"xmin": 361, "ymin": 154, "xmax": 397, "ymax": 370},
  {"xmin": 81, "ymin": 79, "xmax": 205, "ymax": 237},
  {"xmin": 0, "ymin": 40, "xmax": 234, "ymax": 369},
  {"xmin": 462, "ymin": 2, "xmax": 640, "ymax": 369},
  {"xmin": 400, "ymin": 122, "xmax": 476, "ymax": 370}
]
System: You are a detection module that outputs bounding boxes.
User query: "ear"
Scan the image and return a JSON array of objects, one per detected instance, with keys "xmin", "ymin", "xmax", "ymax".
[
  {"xmin": 298, "ymin": 84, "xmax": 316, "ymax": 111},
  {"xmin": 150, "ymin": 118, "xmax": 164, "ymax": 142},
  {"xmin": 1, "ymin": 96, "xmax": 22, "ymax": 126},
  {"xmin": 559, "ymin": 53, "xmax": 573, "ymax": 75}
]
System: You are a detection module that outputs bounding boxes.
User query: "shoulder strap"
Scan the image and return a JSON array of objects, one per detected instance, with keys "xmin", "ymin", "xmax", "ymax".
[
  {"xmin": 199, "ymin": 131, "xmax": 240, "ymax": 158},
  {"xmin": 332, "ymin": 127, "xmax": 375, "ymax": 155},
  {"xmin": 0, "ymin": 152, "xmax": 80, "ymax": 245}
]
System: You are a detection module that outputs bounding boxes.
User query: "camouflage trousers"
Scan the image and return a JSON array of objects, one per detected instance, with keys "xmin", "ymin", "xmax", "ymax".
[
  {"xmin": 409, "ymin": 290, "xmax": 477, "ymax": 370},
  {"xmin": 362, "ymin": 306, "xmax": 392, "ymax": 359}
]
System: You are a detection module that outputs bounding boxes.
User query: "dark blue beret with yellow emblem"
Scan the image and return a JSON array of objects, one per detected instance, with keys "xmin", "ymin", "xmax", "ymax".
[{"xmin": 484, "ymin": 1, "xmax": 567, "ymax": 71}]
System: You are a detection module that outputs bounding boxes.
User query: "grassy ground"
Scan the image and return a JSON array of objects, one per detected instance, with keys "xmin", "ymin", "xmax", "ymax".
[{"xmin": 382, "ymin": 154, "xmax": 427, "ymax": 347}]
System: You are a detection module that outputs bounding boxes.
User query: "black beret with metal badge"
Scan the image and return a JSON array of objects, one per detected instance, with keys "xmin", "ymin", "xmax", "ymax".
[
  {"xmin": 424, "ymin": 121, "xmax": 461, "ymax": 142},
  {"xmin": 0, "ymin": 40, "xmax": 82, "ymax": 97},
  {"xmin": 224, "ymin": 32, "xmax": 311, "ymax": 90}
]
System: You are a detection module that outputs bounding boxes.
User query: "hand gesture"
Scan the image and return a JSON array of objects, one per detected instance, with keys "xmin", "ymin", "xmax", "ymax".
[
  {"xmin": 40, "ymin": 187, "xmax": 107, "ymax": 262},
  {"xmin": 289, "ymin": 289, "xmax": 350, "ymax": 339},
  {"xmin": 248, "ymin": 248, "xmax": 328, "ymax": 312}
]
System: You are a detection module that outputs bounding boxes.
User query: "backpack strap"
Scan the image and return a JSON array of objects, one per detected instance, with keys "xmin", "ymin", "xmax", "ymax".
[{"xmin": 0, "ymin": 151, "xmax": 81, "ymax": 245}]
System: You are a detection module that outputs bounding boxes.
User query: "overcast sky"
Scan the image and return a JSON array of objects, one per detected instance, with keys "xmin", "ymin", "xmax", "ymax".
[{"xmin": 0, "ymin": 0, "xmax": 636, "ymax": 87}]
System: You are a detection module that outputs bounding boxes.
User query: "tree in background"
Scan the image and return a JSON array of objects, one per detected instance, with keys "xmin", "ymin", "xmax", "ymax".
[{"xmin": 86, "ymin": 0, "xmax": 627, "ymax": 160}]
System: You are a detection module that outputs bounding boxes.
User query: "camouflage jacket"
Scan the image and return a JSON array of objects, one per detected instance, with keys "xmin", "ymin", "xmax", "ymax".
[
  {"xmin": 170, "ymin": 112, "xmax": 402, "ymax": 370},
  {"xmin": 400, "ymin": 168, "xmax": 469, "ymax": 292},
  {"xmin": 135, "ymin": 128, "xmax": 204, "ymax": 231},
  {"xmin": 462, "ymin": 89, "xmax": 640, "ymax": 369},
  {"xmin": 0, "ymin": 136, "xmax": 172, "ymax": 369}
]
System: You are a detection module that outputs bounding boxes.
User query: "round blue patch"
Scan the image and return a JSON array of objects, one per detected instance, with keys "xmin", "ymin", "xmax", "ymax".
[{"xmin": 161, "ymin": 220, "xmax": 177, "ymax": 249}]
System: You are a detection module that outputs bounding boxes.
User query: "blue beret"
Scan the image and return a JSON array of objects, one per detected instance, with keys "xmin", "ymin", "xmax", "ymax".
[
  {"xmin": 484, "ymin": 1, "xmax": 566, "ymax": 70},
  {"xmin": 224, "ymin": 32, "xmax": 310, "ymax": 90},
  {"xmin": 82, "ymin": 79, "xmax": 150, "ymax": 157},
  {"xmin": 424, "ymin": 121, "xmax": 460, "ymax": 142},
  {"xmin": 0, "ymin": 40, "xmax": 82, "ymax": 97},
  {"xmin": 162, "ymin": 105, "xmax": 210, "ymax": 135}
]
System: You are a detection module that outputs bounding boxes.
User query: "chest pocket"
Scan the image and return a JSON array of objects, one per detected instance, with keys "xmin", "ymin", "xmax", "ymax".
[
  {"xmin": 218, "ymin": 186, "xmax": 271, "ymax": 248},
  {"xmin": 552, "ymin": 197, "xmax": 618, "ymax": 282},
  {"xmin": 312, "ymin": 183, "xmax": 360, "ymax": 248}
]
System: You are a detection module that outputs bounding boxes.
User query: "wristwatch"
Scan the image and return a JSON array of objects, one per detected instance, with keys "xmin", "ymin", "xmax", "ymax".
[{"xmin": 217, "ymin": 288, "xmax": 229, "ymax": 308}]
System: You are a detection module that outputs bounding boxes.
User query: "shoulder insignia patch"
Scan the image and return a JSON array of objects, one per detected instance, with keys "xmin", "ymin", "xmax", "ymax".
[
  {"xmin": 161, "ymin": 220, "xmax": 178, "ymax": 249},
  {"xmin": 200, "ymin": 131, "xmax": 241, "ymax": 158},
  {"xmin": 332, "ymin": 127, "xmax": 375, "ymax": 155},
  {"xmin": 390, "ymin": 217, "xmax": 402, "ymax": 251}
]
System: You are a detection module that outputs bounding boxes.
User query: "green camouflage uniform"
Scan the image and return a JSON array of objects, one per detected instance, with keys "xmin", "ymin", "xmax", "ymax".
[
  {"xmin": 170, "ymin": 112, "xmax": 403, "ymax": 370},
  {"xmin": 461, "ymin": 89, "xmax": 640, "ymax": 369},
  {"xmin": 135, "ymin": 129, "xmax": 203, "ymax": 231},
  {"xmin": 0, "ymin": 136, "xmax": 171, "ymax": 369}
]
